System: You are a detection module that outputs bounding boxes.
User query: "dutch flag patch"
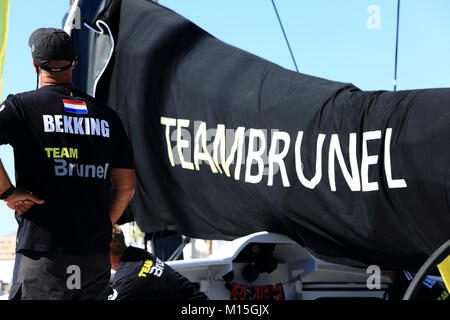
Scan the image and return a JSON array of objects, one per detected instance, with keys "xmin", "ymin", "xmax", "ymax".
[{"xmin": 63, "ymin": 99, "xmax": 88, "ymax": 114}]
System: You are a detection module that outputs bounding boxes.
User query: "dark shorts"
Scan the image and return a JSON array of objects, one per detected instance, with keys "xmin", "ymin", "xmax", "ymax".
[{"xmin": 9, "ymin": 251, "xmax": 111, "ymax": 300}]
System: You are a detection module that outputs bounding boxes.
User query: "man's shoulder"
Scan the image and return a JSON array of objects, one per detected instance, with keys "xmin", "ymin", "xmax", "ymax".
[
  {"xmin": 7, "ymin": 87, "xmax": 66, "ymax": 106},
  {"xmin": 0, "ymin": 91, "xmax": 40, "ymax": 116},
  {"xmin": 77, "ymin": 92, "xmax": 122, "ymax": 120},
  {"xmin": 124, "ymin": 246, "xmax": 154, "ymax": 261},
  {"xmin": 115, "ymin": 248, "xmax": 151, "ymax": 280},
  {"xmin": 14, "ymin": 88, "xmax": 39, "ymax": 97},
  {"xmin": 118, "ymin": 247, "xmax": 155, "ymax": 270},
  {"xmin": 3, "ymin": 90, "xmax": 37, "ymax": 105},
  {"xmin": 54, "ymin": 87, "xmax": 122, "ymax": 120}
]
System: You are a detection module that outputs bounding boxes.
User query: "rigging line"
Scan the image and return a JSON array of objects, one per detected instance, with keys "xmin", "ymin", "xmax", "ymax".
[
  {"xmin": 393, "ymin": 0, "xmax": 400, "ymax": 91},
  {"xmin": 270, "ymin": 0, "xmax": 299, "ymax": 72}
]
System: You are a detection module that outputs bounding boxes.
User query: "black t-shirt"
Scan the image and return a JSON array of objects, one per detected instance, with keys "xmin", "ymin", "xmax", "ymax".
[
  {"xmin": 110, "ymin": 246, "xmax": 208, "ymax": 300},
  {"xmin": 0, "ymin": 84, "xmax": 134, "ymax": 254}
]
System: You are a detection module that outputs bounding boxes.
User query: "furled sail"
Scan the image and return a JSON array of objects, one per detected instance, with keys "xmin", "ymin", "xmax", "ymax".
[{"xmin": 68, "ymin": 0, "xmax": 450, "ymax": 270}]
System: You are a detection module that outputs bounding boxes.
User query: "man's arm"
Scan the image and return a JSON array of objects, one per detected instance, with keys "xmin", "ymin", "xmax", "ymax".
[
  {"xmin": 0, "ymin": 158, "xmax": 44, "ymax": 214},
  {"xmin": 109, "ymin": 168, "xmax": 135, "ymax": 225},
  {"xmin": 0, "ymin": 160, "xmax": 12, "ymax": 196}
]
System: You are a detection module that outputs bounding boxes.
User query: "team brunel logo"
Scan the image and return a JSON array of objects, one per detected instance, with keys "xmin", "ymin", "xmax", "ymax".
[{"xmin": 63, "ymin": 99, "xmax": 88, "ymax": 114}]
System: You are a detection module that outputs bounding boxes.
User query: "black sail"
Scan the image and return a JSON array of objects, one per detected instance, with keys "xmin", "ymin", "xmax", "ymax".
[{"xmin": 70, "ymin": 0, "xmax": 450, "ymax": 270}]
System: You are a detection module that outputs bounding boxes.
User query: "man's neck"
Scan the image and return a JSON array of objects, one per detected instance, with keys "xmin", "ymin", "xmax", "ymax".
[
  {"xmin": 111, "ymin": 253, "xmax": 124, "ymax": 270},
  {"xmin": 39, "ymin": 77, "xmax": 73, "ymax": 88}
]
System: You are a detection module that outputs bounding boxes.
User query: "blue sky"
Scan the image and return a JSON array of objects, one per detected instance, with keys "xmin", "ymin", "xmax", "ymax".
[{"xmin": 1, "ymin": 0, "xmax": 450, "ymax": 236}]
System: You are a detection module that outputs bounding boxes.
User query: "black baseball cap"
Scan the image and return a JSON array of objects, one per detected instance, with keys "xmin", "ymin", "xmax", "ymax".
[{"xmin": 28, "ymin": 28, "xmax": 78, "ymax": 72}]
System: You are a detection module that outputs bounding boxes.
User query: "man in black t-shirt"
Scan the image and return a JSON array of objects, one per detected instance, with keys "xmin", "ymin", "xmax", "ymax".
[
  {"xmin": 0, "ymin": 28, "xmax": 135, "ymax": 300},
  {"xmin": 109, "ymin": 225, "xmax": 208, "ymax": 300}
]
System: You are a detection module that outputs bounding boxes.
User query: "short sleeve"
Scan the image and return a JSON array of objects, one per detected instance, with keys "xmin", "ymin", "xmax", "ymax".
[
  {"xmin": 0, "ymin": 95, "xmax": 21, "ymax": 146},
  {"xmin": 112, "ymin": 113, "xmax": 135, "ymax": 169}
]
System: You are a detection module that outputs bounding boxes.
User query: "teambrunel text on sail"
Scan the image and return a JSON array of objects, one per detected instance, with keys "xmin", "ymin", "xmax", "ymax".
[{"xmin": 160, "ymin": 117, "xmax": 407, "ymax": 191}]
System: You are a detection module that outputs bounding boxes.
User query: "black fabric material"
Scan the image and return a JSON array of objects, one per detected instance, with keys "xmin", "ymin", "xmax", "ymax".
[
  {"xmin": 10, "ymin": 251, "xmax": 111, "ymax": 300},
  {"xmin": 72, "ymin": 0, "xmax": 450, "ymax": 270},
  {"xmin": 0, "ymin": 84, "xmax": 134, "ymax": 254},
  {"xmin": 110, "ymin": 246, "xmax": 207, "ymax": 300},
  {"xmin": 67, "ymin": 0, "xmax": 111, "ymax": 95}
]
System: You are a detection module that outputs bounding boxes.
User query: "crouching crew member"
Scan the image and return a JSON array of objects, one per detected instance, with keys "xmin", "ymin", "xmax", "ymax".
[{"xmin": 109, "ymin": 225, "xmax": 208, "ymax": 300}]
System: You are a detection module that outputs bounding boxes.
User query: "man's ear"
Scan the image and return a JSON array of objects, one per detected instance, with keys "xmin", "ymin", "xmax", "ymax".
[
  {"xmin": 72, "ymin": 59, "xmax": 79, "ymax": 70},
  {"xmin": 32, "ymin": 60, "xmax": 39, "ymax": 73}
]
